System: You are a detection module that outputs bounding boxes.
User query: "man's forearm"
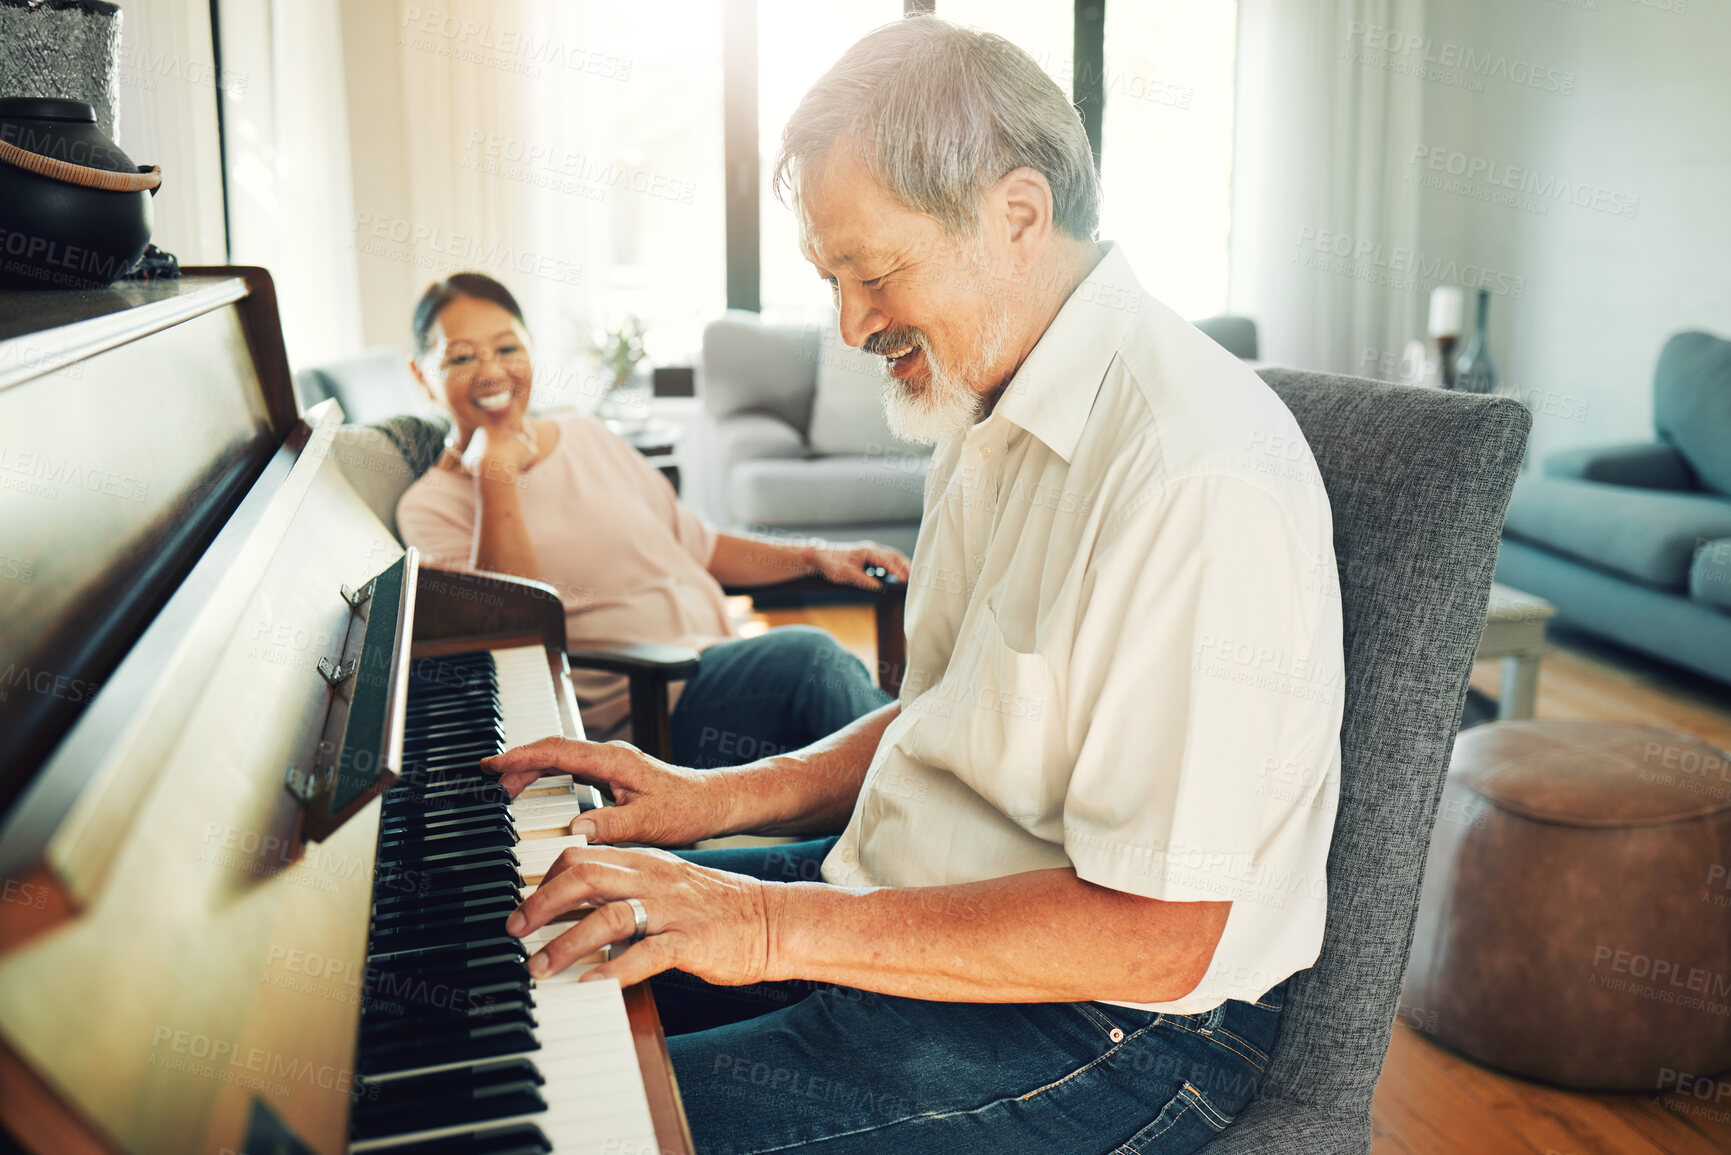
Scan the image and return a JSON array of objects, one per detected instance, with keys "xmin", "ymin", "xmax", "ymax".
[
  {"xmin": 763, "ymin": 867, "xmax": 1231, "ymax": 1006},
  {"xmin": 712, "ymin": 701, "xmax": 900, "ymax": 837}
]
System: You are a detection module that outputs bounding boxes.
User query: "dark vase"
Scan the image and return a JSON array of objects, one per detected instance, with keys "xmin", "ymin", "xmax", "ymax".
[
  {"xmin": 1454, "ymin": 288, "xmax": 1499, "ymax": 395},
  {"xmin": 0, "ymin": 97, "xmax": 160, "ymax": 290}
]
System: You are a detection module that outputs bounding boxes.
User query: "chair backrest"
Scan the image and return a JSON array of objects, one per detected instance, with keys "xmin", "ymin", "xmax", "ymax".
[
  {"xmin": 1201, "ymin": 370, "xmax": 1530, "ymax": 1154},
  {"xmin": 699, "ymin": 311, "xmax": 820, "ymax": 432},
  {"xmin": 1192, "ymin": 314, "xmax": 1260, "ymax": 360},
  {"xmin": 325, "ymin": 415, "xmax": 448, "ymax": 540},
  {"xmin": 1652, "ymin": 330, "xmax": 1731, "ymax": 497}
]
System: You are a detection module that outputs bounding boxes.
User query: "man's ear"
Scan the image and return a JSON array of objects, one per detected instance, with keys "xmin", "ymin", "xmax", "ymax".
[{"xmin": 993, "ymin": 166, "xmax": 1055, "ymax": 271}]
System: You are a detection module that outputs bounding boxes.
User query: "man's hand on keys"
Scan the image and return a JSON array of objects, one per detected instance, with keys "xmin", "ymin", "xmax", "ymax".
[{"xmin": 482, "ymin": 736, "xmax": 730, "ymax": 848}]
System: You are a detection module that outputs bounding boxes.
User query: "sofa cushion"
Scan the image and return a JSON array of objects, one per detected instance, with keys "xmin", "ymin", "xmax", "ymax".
[
  {"xmin": 699, "ymin": 312, "xmax": 819, "ymax": 431},
  {"xmin": 713, "ymin": 412, "xmax": 807, "ymax": 489},
  {"xmin": 1543, "ymin": 441, "xmax": 1696, "ymax": 491},
  {"xmin": 1691, "ymin": 538, "xmax": 1731, "ymax": 612},
  {"xmin": 807, "ymin": 330, "xmax": 925, "ymax": 459},
  {"xmin": 1653, "ymin": 330, "xmax": 1731, "ymax": 497},
  {"xmin": 728, "ymin": 455, "xmax": 928, "ymax": 528},
  {"xmin": 1502, "ymin": 473, "xmax": 1731, "ymax": 589}
]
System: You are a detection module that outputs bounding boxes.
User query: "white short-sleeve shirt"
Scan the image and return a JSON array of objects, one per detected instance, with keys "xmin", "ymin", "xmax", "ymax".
[{"xmin": 821, "ymin": 244, "xmax": 1345, "ymax": 1014}]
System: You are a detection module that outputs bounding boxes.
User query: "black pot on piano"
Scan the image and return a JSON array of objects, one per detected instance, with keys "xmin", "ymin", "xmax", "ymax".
[{"xmin": 0, "ymin": 269, "xmax": 694, "ymax": 1154}]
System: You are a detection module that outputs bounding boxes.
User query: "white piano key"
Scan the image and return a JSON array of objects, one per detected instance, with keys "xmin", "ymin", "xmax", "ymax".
[
  {"xmin": 513, "ymin": 831, "xmax": 588, "ymax": 860},
  {"xmin": 513, "ymin": 809, "xmax": 586, "ymax": 834},
  {"xmin": 520, "ymin": 774, "xmax": 577, "ymax": 795},
  {"xmin": 510, "ymin": 794, "xmax": 588, "ymax": 818},
  {"xmin": 492, "ymin": 644, "xmax": 565, "ymax": 750}
]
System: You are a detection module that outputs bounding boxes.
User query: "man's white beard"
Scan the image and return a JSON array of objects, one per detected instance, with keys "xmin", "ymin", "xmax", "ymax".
[{"xmin": 881, "ymin": 301, "xmax": 1013, "ymax": 446}]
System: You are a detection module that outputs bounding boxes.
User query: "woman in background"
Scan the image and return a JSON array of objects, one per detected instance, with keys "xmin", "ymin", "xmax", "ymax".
[{"xmin": 397, "ymin": 272, "xmax": 907, "ymax": 768}]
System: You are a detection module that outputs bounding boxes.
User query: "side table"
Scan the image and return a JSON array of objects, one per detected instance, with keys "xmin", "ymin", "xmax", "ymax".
[
  {"xmin": 606, "ymin": 417, "xmax": 683, "ymax": 494},
  {"xmin": 1475, "ymin": 582, "xmax": 1556, "ymax": 719}
]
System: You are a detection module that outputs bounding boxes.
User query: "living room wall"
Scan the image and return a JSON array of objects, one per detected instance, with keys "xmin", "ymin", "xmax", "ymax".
[{"xmin": 1412, "ymin": 0, "xmax": 1731, "ymax": 466}]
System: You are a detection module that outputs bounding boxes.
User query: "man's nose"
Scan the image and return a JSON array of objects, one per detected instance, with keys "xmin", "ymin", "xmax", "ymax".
[{"xmin": 836, "ymin": 284, "xmax": 887, "ymax": 349}]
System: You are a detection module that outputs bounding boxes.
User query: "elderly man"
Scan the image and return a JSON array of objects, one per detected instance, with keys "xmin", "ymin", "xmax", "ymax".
[{"xmin": 487, "ymin": 16, "xmax": 1343, "ymax": 1154}]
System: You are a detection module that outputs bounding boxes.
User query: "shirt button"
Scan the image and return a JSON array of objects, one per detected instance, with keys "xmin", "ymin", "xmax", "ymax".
[
  {"xmin": 1109, "ymin": 1028, "xmax": 1125, "ymax": 1043},
  {"xmin": 972, "ymin": 554, "xmax": 984, "ymax": 569},
  {"xmin": 979, "ymin": 444, "xmax": 992, "ymax": 458}
]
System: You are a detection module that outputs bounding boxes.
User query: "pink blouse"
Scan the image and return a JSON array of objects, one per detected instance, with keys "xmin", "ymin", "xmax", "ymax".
[{"xmin": 396, "ymin": 415, "xmax": 735, "ymax": 738}]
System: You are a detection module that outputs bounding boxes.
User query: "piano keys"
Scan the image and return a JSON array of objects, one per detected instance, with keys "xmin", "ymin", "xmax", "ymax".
[
  {"xmin": 0, "ymin": 269, "xmax": 693, "ymax": 1155},
  {"xmin": 349, "ymin": 649, "xmax": 659, "ymax": 1155}
]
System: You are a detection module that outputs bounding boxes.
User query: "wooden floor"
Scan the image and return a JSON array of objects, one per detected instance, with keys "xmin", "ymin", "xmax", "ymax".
[{"xmin": 756, "ymin": 602, "xmax": 1731, "ymax": 1155}]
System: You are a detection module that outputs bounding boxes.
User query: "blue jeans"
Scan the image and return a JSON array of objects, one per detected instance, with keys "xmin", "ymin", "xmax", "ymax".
[
  {"xmin": 671, "ymin": 626, "xmax": 892, "ymax": 769},
  {"xmin": 656, "ymin": 840, "xmax": 1285, "ymax": 1155}
]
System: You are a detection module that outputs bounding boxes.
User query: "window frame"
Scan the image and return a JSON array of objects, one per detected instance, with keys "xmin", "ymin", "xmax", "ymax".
[{"xmin": 723, "ymin": 0, "xmax": 1104, "ymax": 312}]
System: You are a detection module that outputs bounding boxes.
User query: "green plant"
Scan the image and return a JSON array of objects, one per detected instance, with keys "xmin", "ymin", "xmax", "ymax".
[{"xmin": 590, "ymin": 316, "xmax": 647, "ymax": 393}]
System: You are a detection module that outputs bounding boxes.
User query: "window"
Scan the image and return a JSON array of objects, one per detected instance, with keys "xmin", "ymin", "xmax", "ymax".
[
  {"xmin": 524, "ymin": 4, "xmax": 728, "ymax": 371},
  {"xmin": 756, "ymin": 0, "xmax": 903, "ymax": 324},
  {"xmin": 937, "ymin": 0, "xmax": 1073, "ymax": 92},
  {"xmin": 1098, "ymin": 0, "xmax": 1237, "ymax": 318}
]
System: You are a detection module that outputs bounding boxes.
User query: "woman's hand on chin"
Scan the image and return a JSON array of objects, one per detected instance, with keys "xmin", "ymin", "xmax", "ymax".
[{"xmin": 463, "ymin": 420, "xmax": 538, "ymax": 479}]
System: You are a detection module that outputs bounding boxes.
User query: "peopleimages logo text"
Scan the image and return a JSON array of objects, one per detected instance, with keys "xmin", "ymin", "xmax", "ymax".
[{"xmin": 1345, "ymin": 23, "xmax": 1577, "ymax": 95}]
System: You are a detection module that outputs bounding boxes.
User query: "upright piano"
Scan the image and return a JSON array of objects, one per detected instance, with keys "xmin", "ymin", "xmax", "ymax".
[{"xmin": 0, "ymin": 269, "xmax": 694, "ymax": 1154}]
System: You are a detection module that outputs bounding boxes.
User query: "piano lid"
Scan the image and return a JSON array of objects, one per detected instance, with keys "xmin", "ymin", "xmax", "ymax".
[{"xmin": 0, "ymin": 269, "xmax": 298, "ymax": 820}]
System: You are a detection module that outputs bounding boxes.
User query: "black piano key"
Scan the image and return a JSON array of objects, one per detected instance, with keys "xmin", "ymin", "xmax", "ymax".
[
  {"xmin": 377, "ymin": 861, "xmax": 522, "ymax": 896},
  {"xmin": 378, "ymin": 829, "xmax": 517, "ymax": 861},
  {"xmin": 372, "ymin": 893, "xmax": 519, "ymax": 929},
  {"xmin": 362, "ymin": 1000, "xmax": 533, "ymax": 1045},
  {"xmin": 404, "ymin": 715, "xmax": 506, "ymax": 742},
  {"xmin": 374, "ymin": 878, "xmax": 520, "ymax": 913},
  {"xmin": 361, "ymin": 998, "xmax": 533, "ymax": 1045},
  {"xmin": 360, "ymin": 1021, "xmax": 540, "ymax": 1076},
  {"xmin": 370, "ymin": 913, "xmax": 518, "ymax": 954},
  {"xmin": 369, "ymin": 934, "xmax": 526, "ymax": 966},
  {"xmin": 382, "ymin": 802, "xmax": 511, "ymax": 828},
  {"xmin": 369, "ymin": 955, "xmax": 530, "ymax": 995},
  {"xmin": 380, "ymin": 809, "xmax": 510, "ymax": 833},
  {"xmin": 353, "ymin": 1062, "xmax": 546, "ymax": 1139},
  {"xmin": 355, "ymin": 1123, "xmax": 552, "ymax": 1155}
]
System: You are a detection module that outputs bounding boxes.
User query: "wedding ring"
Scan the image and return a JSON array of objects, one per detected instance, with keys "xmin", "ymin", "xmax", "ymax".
[{"xmin": 625, "ymin": 897, "xmax": 648, "ymax": 943}]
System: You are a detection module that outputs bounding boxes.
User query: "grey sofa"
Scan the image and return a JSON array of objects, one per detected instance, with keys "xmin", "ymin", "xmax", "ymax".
[
  {"xmin": 699, "ymin": 312, "xmax": 929, "ymax": 556},
  {"xmin": 1495, "ymin": 331, "xmax": 1731, "ymax": 686},
  {"xmin": 1200, "ymin": 370, "xmax": 1529, "ymax": 1152},
  {"xmin": 293, "ymin": 344, "xmax": 430, "ymax": 425}
]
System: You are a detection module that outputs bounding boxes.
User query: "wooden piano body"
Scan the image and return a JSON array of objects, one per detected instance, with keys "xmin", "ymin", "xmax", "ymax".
[{"xmin": 0, "ymin": 270, "xmax": 692, "ymax": 1154}]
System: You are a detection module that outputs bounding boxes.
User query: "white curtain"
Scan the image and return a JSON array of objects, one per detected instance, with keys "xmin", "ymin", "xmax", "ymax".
[
  {"xmin": 1229, "ymin": 0, "xmax": 1426, "ymax": 373},
  {"xmin": 218, "ymin": 0, "xmax": 365, "ymax": 370},
  {"xmin": 334, "ymin": 2, "xmax": 728, "ymax": 407},
  {"xmin": 111, "ymin": 0, "xmax": 229, "ymax": 267}
]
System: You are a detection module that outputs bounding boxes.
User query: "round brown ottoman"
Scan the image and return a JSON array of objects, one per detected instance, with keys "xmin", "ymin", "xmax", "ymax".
[{"xmin": 1402, "ymin": 720, "xmax": 1731, "ymax": 1089}]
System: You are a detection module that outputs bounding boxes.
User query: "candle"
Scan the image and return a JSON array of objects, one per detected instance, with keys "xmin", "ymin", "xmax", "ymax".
[{"xmin": 1428, "ymin": 286, "xmax": 1464, "ymax": 338}]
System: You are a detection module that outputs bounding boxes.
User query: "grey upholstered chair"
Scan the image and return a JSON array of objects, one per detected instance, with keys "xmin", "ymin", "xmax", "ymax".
[
  {"xmin": 1200, "ymin": 370, "xmax": 1531, "ymax": 1153},
  {"xmin": 1193, "ymin": 314, "xmax": 1260, "ymax": 360}
]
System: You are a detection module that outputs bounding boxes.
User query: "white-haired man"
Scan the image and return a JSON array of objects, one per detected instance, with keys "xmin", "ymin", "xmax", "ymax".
[{"xmin": 487, "ymin": 16, "xmax": 1343, "ymax": 1154}]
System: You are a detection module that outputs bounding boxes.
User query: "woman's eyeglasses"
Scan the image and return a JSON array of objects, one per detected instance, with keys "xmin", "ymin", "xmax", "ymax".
[{"xmin": 438, "ymin": 344, "xmax": 531, "ymax": 380}]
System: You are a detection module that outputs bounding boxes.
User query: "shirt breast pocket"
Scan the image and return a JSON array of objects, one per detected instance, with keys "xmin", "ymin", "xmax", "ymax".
[{"xmin": 909, "ymin": 600, "xmax": 1063, "ymax": 822}]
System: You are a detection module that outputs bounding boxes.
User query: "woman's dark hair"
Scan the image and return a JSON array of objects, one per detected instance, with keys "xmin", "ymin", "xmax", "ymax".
[{"xmin": 411, "ymin": 272, "xmax": 527, "ymax": 354}]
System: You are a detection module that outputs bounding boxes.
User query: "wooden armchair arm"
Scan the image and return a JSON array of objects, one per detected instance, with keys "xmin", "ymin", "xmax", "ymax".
[
  {"xmin": 566, "ymin": 643, "xmax": 702, "ymax": 760},
  {"xmin": 719, "ymin": 572, "xmax": 908, "ymax": 697}
]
